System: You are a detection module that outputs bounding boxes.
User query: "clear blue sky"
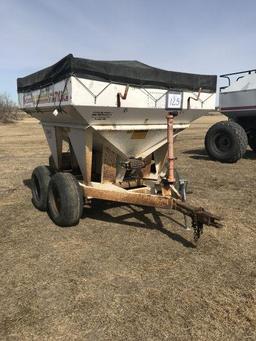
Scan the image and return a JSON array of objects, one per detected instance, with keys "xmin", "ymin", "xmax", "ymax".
[{"xmin": 1, "ymin": 0, "xmax": 256, "ymax": 102}]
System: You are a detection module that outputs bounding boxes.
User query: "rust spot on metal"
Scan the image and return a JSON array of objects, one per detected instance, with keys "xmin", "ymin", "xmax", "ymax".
[
  {"xmin": 117, "ymin": 84, "xmax": 129, "ymax": 107},
  {"xmin": 131, "ymin": 130, "xmax": 148, "ymax": 139},
  {"xmin": 166, "ymin": 112, "xmax": 177, "ymax": 183},
  {"xmin": 101, "ymin": 146, "xmax": 117, "ymax": 183},
  {"xmin": 82, "ymin": 184, "xmax": 223, "ymax": 229},
  {"xmin": 187, "ymin": 87, "xmax": 202, "ymax": 109},
  {"xmin": 140, "ymin": 155, "xmax": 152, "ymax": 178},
  {"xmin": 118, "ymin": 178, "xmax": 143, "ymax": 189}
]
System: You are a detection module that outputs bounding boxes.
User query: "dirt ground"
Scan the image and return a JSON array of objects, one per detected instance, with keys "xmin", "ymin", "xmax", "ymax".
[{"xmin": 0, "ymin": 115, "xmax": 255, "ymax": 340}]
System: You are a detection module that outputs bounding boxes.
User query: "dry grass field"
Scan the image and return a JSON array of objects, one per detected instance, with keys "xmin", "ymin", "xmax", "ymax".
[{"xmin": 0, "ymin": 115, "xmax": 255, "ymax": 340}]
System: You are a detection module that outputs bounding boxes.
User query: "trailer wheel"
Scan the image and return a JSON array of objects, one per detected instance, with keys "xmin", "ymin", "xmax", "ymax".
[
  {"xmin": 49, "ymin": 152, "xmax": 72, "ymax": 171},
  {"xmin": 205, "ymin": 121, "xmax": 248, "ymax": 163},
  {"xmin": 248, "ymin": 131, "xmax": 256, "ymax": 152},
  {"xmin": 31, "ymin": 165, "xmax": 52, "ymax": 211},
  {"xmin": 47, "ymin": 173, "xmax": 83, "ymax": 227}
]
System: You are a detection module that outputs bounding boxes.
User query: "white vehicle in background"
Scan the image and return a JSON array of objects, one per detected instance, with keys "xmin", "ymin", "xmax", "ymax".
[{"xmin": 205, "ymin": 69, "xmax": 256, "ymax": 163}]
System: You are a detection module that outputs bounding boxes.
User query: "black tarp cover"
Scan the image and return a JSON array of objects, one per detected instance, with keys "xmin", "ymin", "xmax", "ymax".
[{"xmin": 17, "ymin": 54, "xmax": 217, "ymax": 93}]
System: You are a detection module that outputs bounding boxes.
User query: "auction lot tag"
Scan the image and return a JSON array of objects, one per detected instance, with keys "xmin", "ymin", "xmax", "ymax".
[{"xmin": 166, "ymin": 91, "xmax": 183, "ymax": 110}]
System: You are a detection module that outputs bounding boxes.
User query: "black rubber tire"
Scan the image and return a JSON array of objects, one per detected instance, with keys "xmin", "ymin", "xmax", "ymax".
[
  {"xmin": 248, "ymin": 131, "xmax": 256, "ymax": 152},
  {"xmin": 49, "ymin": 152, "xmax": 72, "ymax": 171},
  {"xmin": 205, "ymin": 121, "xmax": 248, "ymax": 163},
  {"xmin": 47, "ymin": 173, "xmax": 84, "ymax": 227},
  {"xmin": 31, "ymin": 165, "xmax": 52, "ymax": 211}
]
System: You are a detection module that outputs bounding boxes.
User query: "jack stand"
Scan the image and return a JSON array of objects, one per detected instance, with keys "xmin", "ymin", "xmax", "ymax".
[
  {"xmin": 166, "ymin": 112, "xmax": 178, "ymax": 184},
  {"xmin": 179, "ymin": 179, "xmax": 190, "ymax": 230}
]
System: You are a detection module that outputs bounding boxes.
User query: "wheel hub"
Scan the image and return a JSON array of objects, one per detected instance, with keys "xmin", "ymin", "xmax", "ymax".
[{"xmin": 215, "ymin": 133, "xmax": 231, "ymax": 152}]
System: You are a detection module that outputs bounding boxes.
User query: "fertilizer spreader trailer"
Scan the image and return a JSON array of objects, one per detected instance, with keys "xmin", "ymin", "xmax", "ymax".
[{"xmin": 17, "ymin": 54, "xmax": 222, "ymax": 243}]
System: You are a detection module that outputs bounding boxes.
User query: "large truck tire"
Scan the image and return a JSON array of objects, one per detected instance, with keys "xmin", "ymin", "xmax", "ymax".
[
  {"xmin": 47, "ymin": 173, "xmax": 84, "ymax": 227},
  {"xmin": 205, "ymin": 121, "xmax": 248, "ymax": 163},
  {"xmin": 31, "ymin": 165, "xmax": 52, "ymax": 211},
  {"xmin": 248, "ymin": 130, "xmax": 256, "ymax": 152}
]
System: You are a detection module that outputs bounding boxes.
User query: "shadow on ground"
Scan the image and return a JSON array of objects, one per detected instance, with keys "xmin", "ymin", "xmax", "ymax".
[
  {"xmin": 183, "ymin": 148, "xmax": 210, "ymax": 160},
  {"xmin": 82, "ymin": 200, "xmax": 195, "ymax": 249},
  {"xmin": 183, "ymin": 148, "xmax": 256, "ymax": 160},
  {"xmin": 23, "ymin": 179, "xmax": 195, "ymax": 248},
  {"xmin": 243, "ymin": 150, "xmax": 256, "ymax": 160},
  {"xmin": 23, "ymin": 179, "xmax": 32, "ymax": 189}
]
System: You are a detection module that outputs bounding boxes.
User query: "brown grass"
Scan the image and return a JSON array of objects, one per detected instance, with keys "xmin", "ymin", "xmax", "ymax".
[{"xmin": 0, "ymin": 116, "xmax": 255, "ymax": 340}]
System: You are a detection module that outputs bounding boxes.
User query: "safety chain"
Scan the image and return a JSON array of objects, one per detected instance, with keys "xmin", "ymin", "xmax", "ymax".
[{"xmin": 192, "ymin": 218, "xmax": 204, "ymax": 243}]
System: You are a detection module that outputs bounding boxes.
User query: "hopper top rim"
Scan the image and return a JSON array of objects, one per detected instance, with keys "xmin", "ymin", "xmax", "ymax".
[{"xmin": 17, "ymin": 54, "xmax": 217, "ymax": 93}]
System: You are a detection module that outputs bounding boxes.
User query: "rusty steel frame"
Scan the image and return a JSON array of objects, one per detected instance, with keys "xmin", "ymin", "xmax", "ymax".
[
  {"xmin": 117, "ymin": 84, "xmax": 129, "ymax": 107},
  {"xmin": 43, "ymin": 107, "xmax": 223, "ymax": 236},
  {"xmin": 187, "ymin": 87, "xmax": 202, "ymax": 109},
  {"xmin": 82, "ymin": 184, "xmax": 222, "ymax": 229},
  {"xmin": 166, "ymin": 112, "xmax": 176, "ymax": 183}
]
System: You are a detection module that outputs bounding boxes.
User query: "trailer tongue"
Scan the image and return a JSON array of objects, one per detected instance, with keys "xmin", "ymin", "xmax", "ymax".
[
  {"xmin": 17, "ymin": 54, "xmax": 222, "ymax": 243},
  {"xmin": 82, "ymin": 181, "xmax": 222, "ymax": 242}
]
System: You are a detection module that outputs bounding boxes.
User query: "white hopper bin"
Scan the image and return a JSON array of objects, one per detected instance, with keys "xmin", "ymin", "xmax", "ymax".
[{"xmin": 17, "ymin": 54, "xmax": 222, "ymax": 242}]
